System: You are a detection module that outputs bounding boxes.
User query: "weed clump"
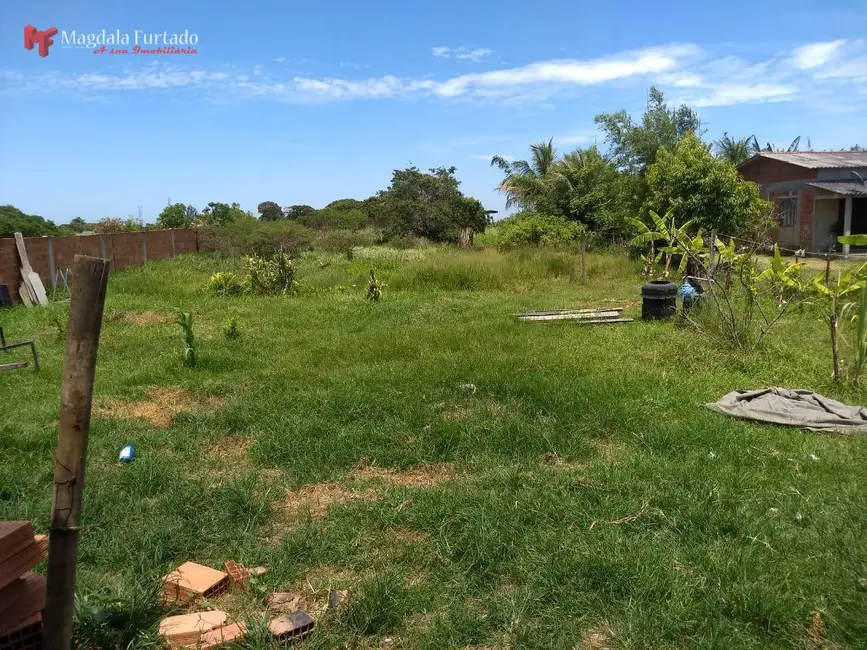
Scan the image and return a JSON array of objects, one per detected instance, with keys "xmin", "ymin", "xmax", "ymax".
[
  {"xmin": 209, "ymin": 271, "xmax": 243, "ymax": 296},
  {"xmin": 223, "ymin": 318, "xmax": 240, "ymax": 340}
]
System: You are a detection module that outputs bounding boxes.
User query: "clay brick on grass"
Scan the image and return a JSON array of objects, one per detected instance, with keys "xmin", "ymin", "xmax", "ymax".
[
  {"xmin": 158, "ymin": 610, "xmax": 227, "ymax": 648},
  {"xmin": 162, "ymin": 562, "xmax": 228, "ymax": 603}
]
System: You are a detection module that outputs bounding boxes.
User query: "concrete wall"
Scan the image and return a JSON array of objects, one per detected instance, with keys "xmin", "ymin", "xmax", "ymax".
[
  {"xmin": 813, "ymin": 198, "xmax": 841, "ymax": 252},
  {"xmin": 0, "ymin": 228, "xmax": 197, "ymax": 303}
]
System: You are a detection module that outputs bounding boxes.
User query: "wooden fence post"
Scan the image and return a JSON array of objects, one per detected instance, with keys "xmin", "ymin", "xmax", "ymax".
[{"xmin": 43, "ymin": 255, "xmax": 110, "ymax": 650}]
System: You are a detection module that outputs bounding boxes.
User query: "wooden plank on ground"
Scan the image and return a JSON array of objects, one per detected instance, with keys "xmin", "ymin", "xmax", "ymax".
[
  {"xmin": 574, "ymin": 318, "xmax": 634, "ymax": 325},
  {"xmin": 0, "ymin": 362, "xmax": 28, "ymax": 371},
  {"xmin": 518, "ymin": 310, "xmax": 622, "ymax": 322},
  {"xmin": 515, "ymin": 307, "xmax": 623, "ymax": 318}
]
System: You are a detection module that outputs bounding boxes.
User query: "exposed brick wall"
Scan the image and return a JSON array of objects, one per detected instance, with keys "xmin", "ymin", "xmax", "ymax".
[
  {"xmin": 798, "ymin": 188, "xmax": 815, "ymax": 250},
  {"xmin": 766, "ymin": 188, "xmax": 816, "ymax": 250},
  {"xmin": 0, "ymin": 228, "xmax": 197, "ymax": 303},
  {"xmin": 739, "ymin": 158, "xmax": 818, "ymax": 186}
]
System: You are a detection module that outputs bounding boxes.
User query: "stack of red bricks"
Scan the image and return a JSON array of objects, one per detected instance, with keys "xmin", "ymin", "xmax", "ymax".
[{"xmin": 0, "ymin": 522, "xmax": 48, "ymax": 649}]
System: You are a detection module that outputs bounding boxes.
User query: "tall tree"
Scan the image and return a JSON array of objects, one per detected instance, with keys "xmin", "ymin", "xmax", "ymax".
[
  {"xmin": 594, "ymin": 86, "xmax": 702, "ymax": 175},
  {"xmin": 644, "ymin": 131, "xmax": 772, "ymax": 236},
  {"xmin": 284, "ymin": 205, "xmax": 315, "ymax": 220},
  {"xmin": 491, "ymin": 139, "xmax": 557, "ymax": 211},
  {"xmin": 714, "ymin": 133, "xmax": 754, "ymax": 166},
  {"xmin": 0, "ymin": 205, "xmax": 58, "ymax": 237},
  {"xmin": 157, "ymin": 203, "xmax": 192, "ymax": 229},
  {"xmin": 369, "ymin": 165, "xmax": 488, "ymax": 241},
  {"xmin": 257, "ymin": 201, "xmax": 283, "ymax": 221},
  {"xmin": 199, "ymin": 202, "xmax": 251, "ymax": 226}
]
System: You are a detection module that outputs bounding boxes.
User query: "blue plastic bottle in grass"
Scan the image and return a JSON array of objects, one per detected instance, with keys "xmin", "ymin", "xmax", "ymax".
[{"xmin": 119, "ymin": 445, "xmax": 136, "ymax": 463}]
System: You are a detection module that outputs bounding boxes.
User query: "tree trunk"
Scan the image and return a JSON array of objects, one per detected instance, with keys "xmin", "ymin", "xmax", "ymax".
[
  {"xmin": 830, "ymin": 312, "xmax": 841, "ymax": 381},
  {"xmin": 43, "ymin": 255, "xmax": 110, "ymax": 650},
  {"xmin": 458, "ymin": 228, "xmax": 474, "ymax": 250}
]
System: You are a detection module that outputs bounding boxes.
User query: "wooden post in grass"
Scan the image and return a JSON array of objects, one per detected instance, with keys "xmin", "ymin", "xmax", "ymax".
[
  {"xmin": 43, "ymin": 255, "xmax": 109, "ymax": 650},
  {"xmin": 580, "ymin": 230, "xmax": 587, "ymax": 282}
]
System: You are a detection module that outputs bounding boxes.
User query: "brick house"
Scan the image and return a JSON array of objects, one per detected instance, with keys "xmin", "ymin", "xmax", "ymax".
[{"xmin": 737, "ymin": 151, "xmax": 867, "ymax": 254}]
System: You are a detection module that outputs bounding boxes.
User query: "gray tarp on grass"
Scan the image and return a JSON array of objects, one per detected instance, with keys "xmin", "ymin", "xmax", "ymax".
[{"xmin": 705, "ymin": 387, "xmax": 867, "ymax": 434}]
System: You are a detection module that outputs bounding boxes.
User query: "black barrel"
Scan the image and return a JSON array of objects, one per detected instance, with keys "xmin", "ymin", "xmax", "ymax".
[{"xmin": 641, "ymin": 280, "xmax": 677, "ymax": 320}]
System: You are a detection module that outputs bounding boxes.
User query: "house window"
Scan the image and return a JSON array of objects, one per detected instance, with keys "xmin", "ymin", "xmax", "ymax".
[{"xmin": 778, "ymin": 193, "xmax": 798, "ymax": 228}]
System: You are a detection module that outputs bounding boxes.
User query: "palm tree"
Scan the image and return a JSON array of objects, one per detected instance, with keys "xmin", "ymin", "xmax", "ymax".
[
  {"xmin": 491, "ymin": 139, "xmax": 558, "ymax": 210},
  {"xmin": 714, "ymin": 132, "xmax": 754, "ymax": 166}
]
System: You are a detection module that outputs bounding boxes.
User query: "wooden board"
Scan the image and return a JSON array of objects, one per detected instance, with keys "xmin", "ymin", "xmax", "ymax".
[
  {"xmin": 19, "ymin": 283, "xmax": 33, "ymax": 307},
  {"xmin": 25, "ymin": 271, "xmax": 48, "ymax": 306},
  {"xmin": 13, "ymin": 233, "xmax": 47, "ymax": 306},
  {"xmin": 13, "ymin": 234, "xmax": 32, "ymax": 274},
  {"xmin": 574, "ymin": 318, "xmax": 634, "ymax": 325},
  {"xmin": 515, "ymin": 307, "xmax": 624, "ymax": 317},
  {"xmin": 518, "ymin": 310, "xmax": 622, "ymax": 322},
  {"xmin": 0, "ymin": 363, "xmax": 28, "ymax": 372}
]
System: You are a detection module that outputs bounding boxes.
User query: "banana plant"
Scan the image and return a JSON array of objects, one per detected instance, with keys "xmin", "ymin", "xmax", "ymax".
[
  {"xmin": 842, "ymin": 286, "xmax": 867, "ymax": 382},
  {"xmin": 626, "ymin": 210, "xmax": 695, "ymax": 279},
  {"xmin": 809, "ymin": 265, "xmax": 867, "ymax": 381}
]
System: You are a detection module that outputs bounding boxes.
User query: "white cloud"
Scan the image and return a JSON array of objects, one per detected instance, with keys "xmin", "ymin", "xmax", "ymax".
[
  {"xmin": 432, "ymin": 46, "xmax": 493, "ymax": 62},
  {"xmin": 456, "ymin": 48, "xmax": 492, "ymax": 61},
  {"xmin": 432, "ymin": 45, "xmax": 698, "ymax": 98},
  {"xmin": 791, "ymin": 40, "xmax": 846, "ymax": 70},
  {"xmin": 273, "ymin": 56, "xmax": 287, "ymax": 63},
  {"xmin": 4, "ymin": 39, "xmax": 866, "ymax": 113},
  {"xmin": 339, "ymin": 61, "xmax": 372, "ymax": 69},
  {"xmin": 691, "ymin": 83, "xmax": 797, "ymax": 107}
]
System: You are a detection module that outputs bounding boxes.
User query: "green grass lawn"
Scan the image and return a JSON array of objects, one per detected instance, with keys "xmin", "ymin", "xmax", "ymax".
[{"xmin": 1, "ymin": 247, "xmax": 866, "ymax": 649}]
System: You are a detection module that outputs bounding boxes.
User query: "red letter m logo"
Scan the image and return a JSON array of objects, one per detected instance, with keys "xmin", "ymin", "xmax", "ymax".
[{"xmin": 24, "ymin": 25, "xmax": 59, "ymax": 57}]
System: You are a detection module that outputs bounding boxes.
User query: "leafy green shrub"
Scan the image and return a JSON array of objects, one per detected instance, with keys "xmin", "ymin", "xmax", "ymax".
[
  {"xmin": 199, "ymin": 220, "xmax": 314, "ymax": 257},
  {"xmin": 209, "ymin": 272, "xmax": 243, "ymax": 296},
  {"xmin": 223, "ymin": 318, "xmax": 240, "ymax": 340},
  {"xmin": 387, "ymin": 234, "xmax": 425, "ymax": 250},
  {"xmin": 313, "ymin": 228, "xmax": 376, "ymax": 253},
  {"xmin": 497, "ymin": 212, "xmax": 585, "ymax": 250},
  {"xmin": 245, "ymin": 250, "xmax": 298, "ymax": 295}
]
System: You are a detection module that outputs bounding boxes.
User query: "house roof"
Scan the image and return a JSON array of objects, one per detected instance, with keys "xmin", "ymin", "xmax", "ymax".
[
  {"xmin": 739, "ymin": 151, "xmax": 867, "ymax": 169},
  {"xmin": 807, "ymin": 181, "xmax": 867, "ymax": 196}
]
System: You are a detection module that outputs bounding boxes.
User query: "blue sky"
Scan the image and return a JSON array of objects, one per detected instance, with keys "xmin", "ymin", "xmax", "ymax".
[{"xmin": 2, "ymin": 0, "xmax": 866, "ymax": 223}]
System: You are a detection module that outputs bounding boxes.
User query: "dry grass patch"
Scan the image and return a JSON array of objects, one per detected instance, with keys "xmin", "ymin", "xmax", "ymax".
[
  {"xmin": 96, "ymin": 387, "xmax": 225, "ymax": 428},
  {"xmin": 437, "ymin": 398, "xmax": 506, "ymax": 421},
  {"xmin": 541, "ymin": 438, "xmax": 629, "ymax": 470},
  {"xmin": 122, "ymin": 310, "xmax": 172, "ymax": 326},
  {"xmin": 354, "ymin": 462, "xmax": 460, "ymax": 488},
  {"xmin": 576, "ymin": 622, "xmax": 615, "ymax": 650},
  {"xmin": 270, "ymin": 463, "xmax": 461, "ymax": 541}
]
